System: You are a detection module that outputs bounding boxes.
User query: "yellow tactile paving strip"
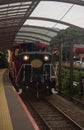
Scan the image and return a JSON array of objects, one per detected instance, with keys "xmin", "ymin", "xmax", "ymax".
[{"xmin": 0, "ymin": 69, "xmax": 13, "ymax": 130}]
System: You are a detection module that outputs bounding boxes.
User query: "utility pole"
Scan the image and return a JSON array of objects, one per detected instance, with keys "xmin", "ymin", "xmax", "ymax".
[
  {"xmin": 69, "ymin": 39, "xmax": 74, "ymax": 99},
  {"xmin": 58, "ymin": 41, "xmax": 62, "ymax": 94}
]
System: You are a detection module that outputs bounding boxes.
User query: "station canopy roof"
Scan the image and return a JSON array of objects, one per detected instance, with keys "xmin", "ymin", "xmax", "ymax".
[{"xmin": 0, "ymin": 0, "xmax": 84, "ymax": 50}]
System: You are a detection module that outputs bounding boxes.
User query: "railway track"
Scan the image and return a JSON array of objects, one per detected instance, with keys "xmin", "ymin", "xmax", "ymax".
[
  {"xmin": 21, "ymin": 95, "xmax": 83, "ymax": 130},
  {"xmin": 61, "ymin": 93, "xmax": 84, "ymax": 109}
]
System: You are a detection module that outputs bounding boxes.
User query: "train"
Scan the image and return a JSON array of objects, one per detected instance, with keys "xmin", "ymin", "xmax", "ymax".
[{"xmin": 9, "ymin": 42, "xmax": 57, "ymax": 97}]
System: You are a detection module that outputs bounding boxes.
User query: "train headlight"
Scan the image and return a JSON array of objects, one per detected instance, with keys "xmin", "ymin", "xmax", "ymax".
[
  {"xmin": 44, "ymin": 55, "xmax": 49, "ymax": 61},
  {"xmin": 23, "ymin": 55, "xmax": 29, "ymax": 61}
]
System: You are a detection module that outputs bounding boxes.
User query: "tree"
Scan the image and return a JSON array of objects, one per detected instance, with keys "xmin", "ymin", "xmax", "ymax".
[{"xmin": 50, "ymin": 27, "xmax": 84, "ymax": 61}]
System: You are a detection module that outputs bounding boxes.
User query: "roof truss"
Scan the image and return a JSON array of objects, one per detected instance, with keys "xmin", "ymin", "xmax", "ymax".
[
  {"xmin": 0, "ymin": 0, "xmax": 84, "ymax": 50},
  {"xmin": 0, "ymin": 0, "xmax": 40, "ymax": 50}
]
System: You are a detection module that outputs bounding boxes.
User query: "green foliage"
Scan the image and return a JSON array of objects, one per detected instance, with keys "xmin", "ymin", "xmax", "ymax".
[
  {"xmin": 61, "ymin": 68, "xmax": 70, "ymax": 92},
  {"xmin": 73, "ymin": 70, "xmax": 80, "ymax": 81},
  {"xmin": 61, "ymin": 68, "xmax": 84, "ymax": 95},
  {"xmin": 79, "ymin": 70, "xmax": 84, "ymax": 76},
  {"xmin": 73, "ymin": 70, "xmax": 84, "ymax": 81},
  {"xmin": 50, "ymin": 27, "xmax": 84, "ymax": 45}
]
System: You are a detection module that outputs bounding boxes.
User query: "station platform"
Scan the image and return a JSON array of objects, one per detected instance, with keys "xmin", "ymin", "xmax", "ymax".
[{"xmin": 0, "ymin": 69, "xmax": 40, "ymax": 130}]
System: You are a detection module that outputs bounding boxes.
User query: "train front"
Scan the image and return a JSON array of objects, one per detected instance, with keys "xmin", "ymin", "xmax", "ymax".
[{"xmin": 18, "ymin": 52, "xmax": 56, "ymax": 96}]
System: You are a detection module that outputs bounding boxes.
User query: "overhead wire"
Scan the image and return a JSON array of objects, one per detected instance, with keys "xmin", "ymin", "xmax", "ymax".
[
  {"xmin": 46, "ymin": 3, "xmax": 74, "ymax": 36},
  {"xmin": 53, "ymin": 4, "xmax": 74, "ymax": 28}
]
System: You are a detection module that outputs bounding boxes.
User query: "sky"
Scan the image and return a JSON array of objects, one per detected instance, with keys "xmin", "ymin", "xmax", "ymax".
[{"xmin": 24, "ymin": 1, "xmax": 84, "ymax": 30}]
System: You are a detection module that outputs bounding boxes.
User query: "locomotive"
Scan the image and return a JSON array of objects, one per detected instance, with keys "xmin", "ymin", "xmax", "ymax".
[{"xmin": 9, "ymin": 42, "xmax": 56, "ymax": 97}]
